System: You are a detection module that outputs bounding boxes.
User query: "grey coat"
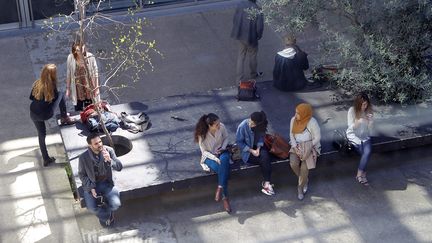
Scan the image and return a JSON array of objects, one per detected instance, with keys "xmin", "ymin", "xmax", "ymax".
[
  {"xmin": 230, "ymin": 0, "xmax": 264, "ymax": 46},
  {"xmin": 78, "ymin": 146, "xmax": 123, "ymax": 192}
]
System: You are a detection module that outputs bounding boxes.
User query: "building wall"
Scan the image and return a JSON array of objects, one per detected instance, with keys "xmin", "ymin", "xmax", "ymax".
[{"xmin": 0, "ymin": 0, "xmax": 74, "ymax": 26}]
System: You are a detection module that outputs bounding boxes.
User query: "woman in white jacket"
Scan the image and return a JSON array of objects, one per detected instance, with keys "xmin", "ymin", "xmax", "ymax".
[
  {"xmin": 66, "ymin": 42, "xmax": 100, "ymax": 111},
  {"xmin": 347, "ymin": 93, "xmax": 373, "ymax": 186},
  {"xmin": 289, "ymin": 103, "xmax": 321, "ymax": 200}
]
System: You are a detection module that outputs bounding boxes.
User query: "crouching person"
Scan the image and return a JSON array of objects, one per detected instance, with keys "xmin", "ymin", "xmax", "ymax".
[{"xmin": 79, "ymin": 133, "xmax": 123, "ymax": 227}]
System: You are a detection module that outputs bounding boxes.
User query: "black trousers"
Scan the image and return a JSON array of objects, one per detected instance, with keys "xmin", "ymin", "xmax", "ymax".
[
  {"xmin": 31, "ymin": 93, "xmax": 68, "ymax": 161},
  {"xmin": 32, "ymin": 120, "xmax": 49, "ymax": 161},
  {"xmin": 247, "ymin": 147, "xmax": 272, "ymax": 182},
  {"xmin": 75, "ymin": 99, "xmax": 92, "ymax": 111}
]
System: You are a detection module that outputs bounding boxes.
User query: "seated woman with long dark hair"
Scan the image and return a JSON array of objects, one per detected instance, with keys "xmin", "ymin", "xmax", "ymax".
[
  {"xmin": 194, "ymin": 113, "xmax": 232, "ymax": 213},
  {"xmin": 236, "ymin": 111, "xmax": 275, "ymax": 196}
]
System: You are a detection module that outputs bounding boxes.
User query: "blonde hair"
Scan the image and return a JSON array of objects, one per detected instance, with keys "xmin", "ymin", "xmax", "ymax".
[{"xmin": 31, "ymin": 64, "xmax": 57, "ymax": 102}]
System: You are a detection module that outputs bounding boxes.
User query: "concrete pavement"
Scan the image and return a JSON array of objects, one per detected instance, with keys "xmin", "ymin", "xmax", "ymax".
[
  {"xmin": 0, "ymin": 36, "xmax": 81, "ymax": 242},
  {"xmin": 1, "ymin": 1, "xmax": 432, "ymax": 242},
  {"xmin": 77, "ymin": 144, "xmax": 432, "ymax": 242}
]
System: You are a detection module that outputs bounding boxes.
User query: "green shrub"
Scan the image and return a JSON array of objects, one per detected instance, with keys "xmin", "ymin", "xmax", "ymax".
[{"xmin": 260, "ymin": 0, "xmax": 432, "ymax": 103}]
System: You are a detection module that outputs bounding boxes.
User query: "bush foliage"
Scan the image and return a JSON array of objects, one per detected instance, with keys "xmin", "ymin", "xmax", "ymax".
[{"xmin": 260, "ymin": 0, "xmax": 432, "ymax": 103}]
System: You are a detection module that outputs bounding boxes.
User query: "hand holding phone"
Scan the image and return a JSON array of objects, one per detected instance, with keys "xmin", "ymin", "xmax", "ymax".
[
  {"xmin": 102, "ymin": 148, "xmax": 111, "ymax": 163},
  {"xmin": 95, "ymin": 195, "xmax": 104, "ymax": 207},
  {"xmin": 217, "ymin": 147, "xmax": 227, "ymax": 155}
]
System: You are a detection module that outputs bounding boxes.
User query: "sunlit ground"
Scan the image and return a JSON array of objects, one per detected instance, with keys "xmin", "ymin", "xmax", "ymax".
[{"xmin": 0, "ymin": 134, "xmax": 62, "ymax": 242}]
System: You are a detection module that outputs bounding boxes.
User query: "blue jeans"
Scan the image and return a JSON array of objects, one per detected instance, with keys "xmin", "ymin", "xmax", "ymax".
[
  {"xmin": 204, "ymin": 151, "xmax": 230, "ymax": 198},
  {"xmin": 354, "ymin": 139, "xmax": 372, "ymax": 172},
  {"xmin": 83, "ymin": 180, "xmax": 121, "ymax": 222}
]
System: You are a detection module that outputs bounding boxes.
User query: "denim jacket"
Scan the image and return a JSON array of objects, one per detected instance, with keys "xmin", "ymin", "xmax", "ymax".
[{"xmin": 236, "ymin": 119, "xmax": 264, "ymax": 163}]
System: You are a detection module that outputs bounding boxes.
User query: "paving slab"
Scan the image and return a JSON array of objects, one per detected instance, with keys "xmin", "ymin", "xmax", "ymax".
[
  {"xmin": 0, "ymin": 35, "xmax": 82, "ymax": 243},
  {"xmin": 60, "ymin": 81, "xmax": 432, "ymax": 202},
  {"xmin": 76, "ymin": 144, "xmax": 432, "ymax": 242}
]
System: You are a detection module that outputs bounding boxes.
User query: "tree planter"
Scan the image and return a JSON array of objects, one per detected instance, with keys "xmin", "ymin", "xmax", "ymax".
[{"xmin": 101, "ymin": 135, "xmax": 132, "ymax": 157}]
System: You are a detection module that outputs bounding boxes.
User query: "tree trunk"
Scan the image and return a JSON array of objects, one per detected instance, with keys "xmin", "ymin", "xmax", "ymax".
[{"xmin": 77, "ymin": 0, "xmax": 114, "ymax": 148}]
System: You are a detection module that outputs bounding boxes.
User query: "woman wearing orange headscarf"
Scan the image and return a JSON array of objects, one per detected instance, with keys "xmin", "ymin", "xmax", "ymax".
[{"xmin": 289, "ymin": 103, "xmax": 321, "ymax": 200}]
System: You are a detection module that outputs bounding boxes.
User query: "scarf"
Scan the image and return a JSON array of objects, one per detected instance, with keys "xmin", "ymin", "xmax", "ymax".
[{"xmin": 292, "ymin": 103, "xmax": 312, "ymax": 134}]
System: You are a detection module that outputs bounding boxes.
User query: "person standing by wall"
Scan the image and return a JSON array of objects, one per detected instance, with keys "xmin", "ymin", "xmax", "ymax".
[
  {"xmin": 66, "ymin": 42, "xmax": 100, "ymax": 111},
  {"xmin": 347, "ymin": 93, "xmax": 374, "ymax": 186},
  {"xmin": 30, "ymin": 64, "xmax": 73, "ymax": 166},
  {"xmin": 231, "ymin": 0, "xmax": 264, "ymax": 82}
]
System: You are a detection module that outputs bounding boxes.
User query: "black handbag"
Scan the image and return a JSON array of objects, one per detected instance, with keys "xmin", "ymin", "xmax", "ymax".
[
  {"xmin": 96, "ymin": 194, "xmax": 105, "ymax": 207},
  {"xmin": 237, "ymin": 80, "xmax": 260, "ymax": 101},
  {"xmin": 332, "ymin": 130, "xmax": 354, "ymax": 154}
]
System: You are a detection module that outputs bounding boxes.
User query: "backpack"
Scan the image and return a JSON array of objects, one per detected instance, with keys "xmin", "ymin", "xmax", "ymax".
[
  {"xmin": 80, "ymin": 102, "xmax": 110, "ymax": 123},
  {"xmin": 237, "ymin": 80, "xmax": 259, "ymax": 101},
  {"xmin": 332, "ymin": 130, "xmax": 354, "ymax": 155}
]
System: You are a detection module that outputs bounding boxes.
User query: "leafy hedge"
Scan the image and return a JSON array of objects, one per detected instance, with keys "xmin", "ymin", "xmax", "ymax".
[{"xmin": 260, "ymin": 0, "xmax": 432, "ymax": 103}]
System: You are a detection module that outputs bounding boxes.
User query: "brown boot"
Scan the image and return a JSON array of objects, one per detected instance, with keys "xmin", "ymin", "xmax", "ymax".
[
  {"xmin": 60, "ymin": 116, "xmax": 75, "ymax": 126},
  {"xmin": 222, "ymin": 197, "xmax": 232, "ymax": 214},
  {"xmin": 215, "ymin": 187, "xmax": 223, "ymax": 202}
]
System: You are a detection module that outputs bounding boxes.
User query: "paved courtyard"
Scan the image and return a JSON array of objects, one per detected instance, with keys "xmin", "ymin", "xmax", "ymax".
[{"xmin": 1, "ymin": 1, "xmax": 432, "ymax": 242}]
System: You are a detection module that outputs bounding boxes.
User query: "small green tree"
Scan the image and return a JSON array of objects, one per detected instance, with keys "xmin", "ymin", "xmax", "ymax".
[
  {"xmin": 259, "ymin": 0, "xmax": 432, "ymax": 103},
  {"xmin": 44, "ymin": 0, "xmax": 161, "ymax": 146}
]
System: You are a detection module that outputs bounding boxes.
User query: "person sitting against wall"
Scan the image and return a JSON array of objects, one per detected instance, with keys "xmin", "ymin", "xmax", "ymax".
[
  {"xmin": 347, "ymin": 93, "xmax": 374, "ymax": 186},
  {"xmin": 272, "ymin": 35, "xmax": 309, "ymax": 91},
  {"xmin": 194, "ymin": 113, "xmax": 232, "ymax": 213},
  {"xmin": 236, "ymin": 111, "xmax": 275, "ymax": 196},
  {"xmin": 289, "ymin": 103, "xmax": 321, "ymax": 200}
]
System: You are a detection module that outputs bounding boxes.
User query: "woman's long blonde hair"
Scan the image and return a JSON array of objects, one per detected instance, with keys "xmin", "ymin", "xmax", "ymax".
[{"xmin": 31, "ymin": 64, "xmax": 57, "ymax": 102}]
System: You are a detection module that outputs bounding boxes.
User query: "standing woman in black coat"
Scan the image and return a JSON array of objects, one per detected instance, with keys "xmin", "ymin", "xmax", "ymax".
[
  {"xmin": 272, "ymin": 35, "xmax": 309, "ymax": 91},
  {"xmin": 30, "ymin": 64, "xmax": 73, "ymax": 166}
]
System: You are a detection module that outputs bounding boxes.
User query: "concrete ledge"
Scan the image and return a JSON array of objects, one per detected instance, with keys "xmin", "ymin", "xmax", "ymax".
[
  {"xmin": 118, "ymin": 133, "xmax": 432, "ymax": 202},
  {"xmin": 59, "ymin": 81, "xmax": 432, "ymax": 205}
]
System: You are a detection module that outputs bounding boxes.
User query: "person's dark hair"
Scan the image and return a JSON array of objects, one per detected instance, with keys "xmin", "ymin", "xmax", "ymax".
[
  {"xmin": 354, "ymin": 92, "xmax": 373, "ymax": 119},
  {"xmin": 194, "ymin": 113, "xmax": 220, "ymax": 143},
  {"xmin": 248, "ymin": 0, "xmax": 256, "ymax": 3},
  {"xmin": 71, "ymin": 41, "xmax": 87, "ymax": 60},
  {"xmin": 86, "ymin": 133, "xmax": 100, "ymax": 145},
  {"xmin": 250, "ymin": 111, "xmax": 268, "ymax": 133}
]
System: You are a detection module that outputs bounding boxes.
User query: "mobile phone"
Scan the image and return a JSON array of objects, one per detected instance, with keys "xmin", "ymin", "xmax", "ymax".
[{"xmin": 96, "ymin": 195, "xmax": 104, "ymax": 207}]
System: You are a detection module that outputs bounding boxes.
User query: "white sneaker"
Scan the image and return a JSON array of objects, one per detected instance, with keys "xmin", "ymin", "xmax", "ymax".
[
  {"xmin": 297, "ymin": 187, "xmax": 304, "ymax": 200},
  {"xmin": 261, "ymin": 182, "xmax": 275, "ymax": 196},
  {"xmin": 303, "ymin": 183, "xmax": 308, "ymax": 194}
]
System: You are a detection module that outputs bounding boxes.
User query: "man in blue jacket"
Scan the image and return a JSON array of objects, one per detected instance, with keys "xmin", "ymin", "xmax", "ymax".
[
  {"xmin": 231, "ymin": 0, "xmax": 264, "ymax": 82},
  {"xmin": 78, "ymin": 133, "xmax": 123, "ymax": 227}
]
